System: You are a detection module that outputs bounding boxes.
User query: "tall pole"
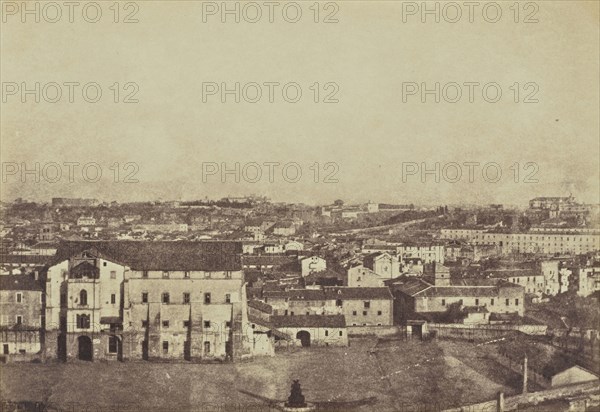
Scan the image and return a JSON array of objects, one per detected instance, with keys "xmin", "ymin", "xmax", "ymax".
[{"xmin": 522, "ymin": 355, "xmax": 528, "ymax": 394}]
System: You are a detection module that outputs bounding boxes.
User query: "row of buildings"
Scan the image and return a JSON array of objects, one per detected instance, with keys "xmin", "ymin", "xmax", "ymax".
[
  {"xmin": 3, "ymin": 241, "xmax": 255, "ymax": 362},
  {"xmin": 440, "ymin": 227, "xmax": 600, "ymax": 256}
]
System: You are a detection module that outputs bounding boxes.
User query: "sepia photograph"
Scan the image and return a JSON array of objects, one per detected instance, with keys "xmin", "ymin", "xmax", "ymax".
[{"xmin": 0, "ymin": 1, "xmax": 599, "ymax": 411}]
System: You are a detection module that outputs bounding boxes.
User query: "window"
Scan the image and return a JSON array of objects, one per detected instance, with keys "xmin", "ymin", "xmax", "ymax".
[
  {"xmin": 79, "ymin": 290, "xmax": 88, "ymax": 306},
  {"xmin": 204, "ymin": 341, "xmax": 211, "ymax": 354},
  {"xmin": 225, "ymin": 321, "xmax": 231, "ymax": 328},
  {"xmin": 16, "ymin": 293, "xmax": 22, "ymax": 303},
  {"xmin": 204, "ymin": 320, "xmax": 211, "ymax": 328},
  {"xmin": 110, "ymin": 271, "xmax": 116, "ymax": 279},
  {"xmin": 162, "ymin": 293, "xmax": 170, "ymax": 304},
  {"xmin": 204, "ymin": 293, "xmax": 211, "ymax": 304},
  {"xmin": 162, "ymin": 271, "xmax": 169, "ymax": 278},
  {"xmin": 111, "ymin": 294, "xmax": 116, "ymax": 304},
  {"xmin": 336, "ymin": 299, "xmax": 342, "ymax": 307},
  {"xmin": 515, "ymin": 299, "xmax": 519, "ymax": 305},
  {"xmin": 77, "ymin": 314, "xmax": 90, "ymax": 329},
  {"xmin": 364, "ymin": 301, "xmax": 370, "ymax": 309},
  {"xmin": 377, "ymin": 311, "xmax": 382, "ymax": 316},
  {"xmin": 225, "ymin": 294, "xmax": 231, "ymax": 304},
  {"xmin": 109, "ymin": 336, "xmax": 118, "ymax": 353},
  {"xmin": 441, "ymin": 299, "xmax": 446, "ymax": 306},
  {"xmin": 184, "ymin": 271, "xmax": 190, "ymax": 278},
  {"xmin": 225, "ymin": 271, "xmax": 232, "ymax": 279},
  {"xmin": 103, "ymin": 262, "xmax": 107, "ymax": 267},
  {"xmin": 183, "ymin": 320, "xmax": 190, "ymax": 328},
  {"xmin": 162, "ymin": 320, "xmax": 169, "ymax": 328},
  {"xmin": 475, "ymin": 299, "xmax": 479, "ymax": 306},
  {"xmin": 142, "ymin": 320, "xmax": 148, "ymax": 327},
  {"xmin": 16, "ymin": 315, "xmax": 22, "ymax": 324},
  {"xmin": 325, "ymin": 330, "xmax": 329, "ymax": 336},
  {"xmin": 339, "ymin": 331, "xmax": 343, "ymax": 336},
  {"xmin": 183, "ymin": 293, "xmax": 190, "ymax": 304},
  {"xmin": 162, "ymin": 341, "xmax": 169, "ymax": 354},
  {"xmin": 142, "ymin": 271, "xmax": 148, "ymax": 278},
  {"xmin": 491, "ymin": 298, "xmax": 494, "ymax": 306},
  {"xmin": 506, "ymin": 299, "xmax": 510, "ymax": 306},
  {"xmin": 142, "ymin": 292, "xmax": 148, "ymax": 303},
  {"xmin": 352, "ymin": 311, "xmax": 357, "ymax": 316},
  {"xmin": 362, "ymin": 311, "xmax": 367, "ymax": 316},
  {"xmin": 204, "ymin": 272, "xmax": 211, "ymax": 278}
]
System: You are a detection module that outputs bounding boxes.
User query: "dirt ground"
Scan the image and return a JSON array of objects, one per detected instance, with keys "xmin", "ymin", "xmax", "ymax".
[{"xmin": 1, "ymin": 337, "xmax": 523, "ymax": 411}]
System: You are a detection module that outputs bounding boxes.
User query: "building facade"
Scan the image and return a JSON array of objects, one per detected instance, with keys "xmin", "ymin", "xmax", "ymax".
[
  {"xmin": 44, "ymin": 241, "xmax": 253, "ymax": 362},
  {"xmin": 0, "ymin": 274, "xmax": 43, "ymax": 356},
  {"xmin": 440, "ymin": 228, "xmax": 600, "ymax": 256}
]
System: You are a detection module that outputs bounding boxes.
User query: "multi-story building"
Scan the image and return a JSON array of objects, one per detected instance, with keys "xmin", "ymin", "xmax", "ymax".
[
  {"xmin": 300, "ymin": 256, "xmax": 326, "ymax": 277},
  {"xmin": 363, "ymin": 252, "xmax": 401, "ymax": 279},
  {"xmin": 262, "ymin": 287, "xmax": 394, "ymax": 327},
  {"xmin": 484, "ymin": 269, "xmax": 546, "ymax": 296},
  {"xmin": 440, "ymin": 228, "xmax": 600, "ymax": 255},
  {"xmin": 272, "ymin": 221, "xmax": 296, "ymax": 236},
  {"xmin": 577, "ymin": 264, "xmax": 600, "ymax": 297},
  {"xmin": 44, "ymin": 241, "xmax": 253, "ymax": 362},
  {"xmin": 397, "ymin": 242, "xmax": 445, "ymax": 264},
  {"xmin": 539, "ymin": 260, "xmax": 570, "ymax": 296},
  {"xmin": 76, "ymin": 216, "xmax": 96, "ymax": 226},
  {"xmin": 390, "ymin": 270, "xmax": 525, "ymax": 320},
  {"xmin": 0, "ymin": 274, "xmax": 44, "ymax": 356},
  {"xmin": 347, "ymin": 264, "xmax": 387, "ymax": 287},
  {"xmin": 529, "ymin": 196, "xmax": 575, "ymax": 210}
]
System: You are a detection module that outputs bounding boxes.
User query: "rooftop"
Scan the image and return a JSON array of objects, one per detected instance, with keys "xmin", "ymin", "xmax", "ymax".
[
  {"xmin": 0, "ymin": 274, "xmax": 43, "ymax": 291},
  {"xmin": 270, "ymin": 314, "xmax": 346, "ymax": 328},
  {"xmin": 51, "ymin": 240, "xmax": 242, "ymax": 271}
]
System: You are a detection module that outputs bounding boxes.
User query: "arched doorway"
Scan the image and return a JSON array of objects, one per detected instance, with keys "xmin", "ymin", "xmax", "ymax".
[
  {"xmin": 296, "ymin": 330, "xmax": 311, "ymax": 347},
  {"xmin": 78, "ymin": 336, "xmax": 93, "ymax": 361}
]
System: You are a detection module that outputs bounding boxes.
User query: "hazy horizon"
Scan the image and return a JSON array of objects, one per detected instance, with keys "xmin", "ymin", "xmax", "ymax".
[{"xmin": 2, "ymin": 1, "xmax": 599, "ymax": 206}]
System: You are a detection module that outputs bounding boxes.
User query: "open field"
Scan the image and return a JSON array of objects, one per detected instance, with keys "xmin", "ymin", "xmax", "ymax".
[{"xmin": 1, "ymin": 338, "xmax": 523, "ymax": 411}]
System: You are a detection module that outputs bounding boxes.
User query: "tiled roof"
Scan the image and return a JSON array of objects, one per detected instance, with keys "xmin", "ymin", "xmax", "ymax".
[
  {"xmin": 242, "ymin": 256, "xmax": 298, "ymax": 265},
  {"xmin": 51, "ymin": 240, "xmax": 242, "ymax": 271},
  {"xmin": 324, "ymin": 287, "xmax": 393, "ymax": 300},
  {"xmin": 0, "ymin": 274, "xmax": 43, "ymax": 291},
  {"xmin": 484, "ymin": 269, "xmax": 539, "ymax": 278},
  {"xmin": 390, "ymin": 279, "xmax": 433, "ymax": 296},
  {"xmin": 0, "ymin": 254, "xmax": 52, "ymax": 265},
  {"xmin": 287, "ymin": 289, "xmax": 327, "ymax": 301},
  {"xmin": 270, "ymin": 314, "xmax": 346, "ymax": 328},
  {"xmin": 418, "ymin": 286, "xmax": 499, "ymax": 298},
  {"xmin": 248, "ymin": 300, "xmax": 273, "ymax": 314}
]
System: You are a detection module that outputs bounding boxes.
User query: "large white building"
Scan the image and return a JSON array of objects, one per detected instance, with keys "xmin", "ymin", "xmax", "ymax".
[
  {"xmin": 440, "ymin": 228, "xmax": 600, "ymax": 255},
  {"xmin": 44, "ymin": 241, "xmax": 253, "ymax": 362}
]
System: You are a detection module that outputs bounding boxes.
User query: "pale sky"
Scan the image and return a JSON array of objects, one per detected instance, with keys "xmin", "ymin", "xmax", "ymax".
[{"xmin": 1, "ymin": 1, "xmax": 599, "ymax": 206}]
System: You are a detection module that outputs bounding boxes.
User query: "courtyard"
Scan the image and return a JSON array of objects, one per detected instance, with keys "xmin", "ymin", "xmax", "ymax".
[{"xmin": 1, "ymin": 337, "xmax": 522, "ymax": 411}]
